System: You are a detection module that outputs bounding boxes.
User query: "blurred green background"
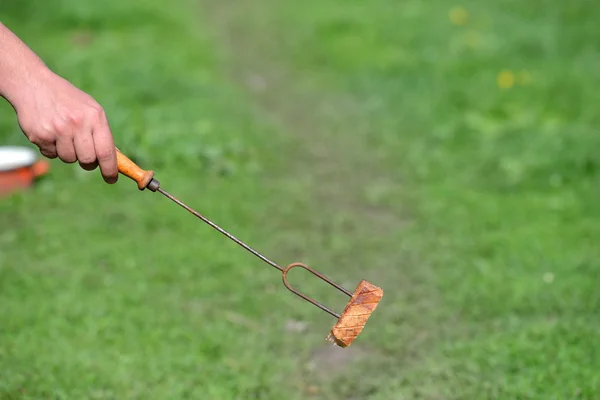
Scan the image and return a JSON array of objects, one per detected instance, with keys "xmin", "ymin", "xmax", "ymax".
[{"xmin": 1, "ymin": 0, "xmax": 599, "ymax": 398}]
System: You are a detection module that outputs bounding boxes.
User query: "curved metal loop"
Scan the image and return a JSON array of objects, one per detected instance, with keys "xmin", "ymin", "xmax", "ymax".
[{"xmin": 282, "ymin": 262, "xmax": 352, "ymax": 319}]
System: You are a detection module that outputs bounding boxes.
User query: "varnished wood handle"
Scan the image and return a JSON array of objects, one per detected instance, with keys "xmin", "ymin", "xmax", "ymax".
[{"xmin": 116, "ymin": 148, "xmax": 155, "ymax": 190}]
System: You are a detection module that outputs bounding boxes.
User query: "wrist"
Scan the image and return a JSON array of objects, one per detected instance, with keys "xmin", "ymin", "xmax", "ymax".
[
  {"xmin": 0, "ymin": 22, "xmax": 51, "ymax": 108},
  {"xmin": 0, "ymin": 57, "xmax": 50, "ymax": 110}
]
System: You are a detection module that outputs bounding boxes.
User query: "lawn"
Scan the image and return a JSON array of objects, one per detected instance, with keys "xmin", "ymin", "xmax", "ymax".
[{"xmin": 1, "ymin": 0, "xmax": 599, "ymax": 399}]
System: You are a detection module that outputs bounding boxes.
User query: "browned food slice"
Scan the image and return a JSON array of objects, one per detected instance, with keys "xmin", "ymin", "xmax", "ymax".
[{"xmin": 326, "ymin": 280, "xmax": 383, "ymax": 347}]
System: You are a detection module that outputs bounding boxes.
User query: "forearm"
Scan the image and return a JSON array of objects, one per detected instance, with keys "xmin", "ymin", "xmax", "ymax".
[{"xmin": 0, "ymin": 21, "xmax": 49, "ymax": 106}]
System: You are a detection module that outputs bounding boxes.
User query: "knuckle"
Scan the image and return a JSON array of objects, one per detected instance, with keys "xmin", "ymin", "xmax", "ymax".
[
  {"xmin": 52, "ymin": 118, "xmax": 69, "ymax": 136},
  {"xmin": 75, "ymin": 132, "xmax": 93, "ymax": 147},
  {"xmin": 96, "ymin": 148, "xmax": 113, "ymax": 161},
  {"xmin": 32, "ymin": 130, "xmax": 54, "ymax": 145},
  {"xmin": 67, "ymin": 110, "xmax": 84, "ymax": 126},
  {"xmin": 40, "ymin": 121, "xmax": 54, "ymax": 133},
  {"xmin": 28, "ymin": 133, "xmax": 42, "ymax": 144},
  {"xmin": 87, "ymin": 104, "xmax": 105, "ymax": 120}
]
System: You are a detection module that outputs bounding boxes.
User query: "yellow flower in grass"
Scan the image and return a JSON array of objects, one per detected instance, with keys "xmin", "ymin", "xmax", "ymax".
[
  {"xmin": 449, "ymin": 7, "xmax": 469, "ymax": 26},
  {"xmin": 497, "ymin": 70, "xmax": 515, "ymax": 89}
]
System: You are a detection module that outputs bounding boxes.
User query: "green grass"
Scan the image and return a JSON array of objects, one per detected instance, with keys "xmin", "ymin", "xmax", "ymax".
[{"xmin": 1, "ymin": 0, "xmax": 599, "ymax": 398}]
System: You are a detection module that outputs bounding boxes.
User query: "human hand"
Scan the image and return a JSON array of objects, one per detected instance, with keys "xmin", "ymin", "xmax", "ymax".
[
  {"xmin": 11, "ymin": 68, "xmax": 118, "ymax": 184},
  {"xmin": 0, "ymin": 21, "xmax": 118, "ymax": 184}
]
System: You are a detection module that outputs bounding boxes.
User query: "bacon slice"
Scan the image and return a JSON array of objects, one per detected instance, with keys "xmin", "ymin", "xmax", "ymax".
[{"xmin": 326, "ymin": 280, "xmax": 383, "ymax": 347}]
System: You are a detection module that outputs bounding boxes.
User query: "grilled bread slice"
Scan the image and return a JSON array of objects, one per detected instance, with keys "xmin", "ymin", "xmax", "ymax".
[{"xmin": 326, "ymin": 280, "xmax": 383, "ymax": 347}]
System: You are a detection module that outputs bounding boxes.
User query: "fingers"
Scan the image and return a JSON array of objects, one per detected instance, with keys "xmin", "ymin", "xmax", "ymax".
[
  {"xmin": 91, "ymin": 110, "xmax": 118, "ymax": 184},
  {"xmin": 56, "ymin": 133, "xmax": 77, "ymax": 164},
  {"xmin": 74, "ymin": 127, "xmax": 98, "ymax": 171},
  {"xmin": 20, "ymin": 99, "xmax": 118, "ymax": 184},
  {"xmin": 38, "ymin": 141, "xmax": 58, "ymax": 159},
  {"xmin": 29, "ymin": 127, "xmax": 58, "ymax": 159}
]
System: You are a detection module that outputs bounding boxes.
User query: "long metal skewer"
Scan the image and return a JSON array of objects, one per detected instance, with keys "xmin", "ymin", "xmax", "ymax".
[
  {"xmin": 157, "ymin": 186, "xmax": 352, "ymax": 318},
  {"xmin": 114, "ymin": 148, "xmax": 383, "ymax": 348}
]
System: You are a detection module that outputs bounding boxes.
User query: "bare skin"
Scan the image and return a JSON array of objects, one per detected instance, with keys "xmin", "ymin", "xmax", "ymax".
[{"xmin": 0, "ymin": 21, "xmax": 118, "ymax": 184}]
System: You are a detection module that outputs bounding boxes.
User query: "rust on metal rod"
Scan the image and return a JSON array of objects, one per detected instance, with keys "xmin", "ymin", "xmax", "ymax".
[
  {"xmin": 283, "ymin": 262, "xmax": 353, "ymax": 319},
  {"xmin": 155, "ymin": 187, "xmax": 354, "ymax": 318},
  {"xmin": 157, "ymin": 187, "xmax": 283, "ymax": 272}
]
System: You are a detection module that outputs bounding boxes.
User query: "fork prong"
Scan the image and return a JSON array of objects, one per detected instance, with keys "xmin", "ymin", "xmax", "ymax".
[{"xmin": 281, "ymin": 262, "xmax": 352, "ymax": 319}]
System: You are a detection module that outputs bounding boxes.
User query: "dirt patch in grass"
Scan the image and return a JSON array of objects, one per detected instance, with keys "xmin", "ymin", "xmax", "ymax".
[
  {"xmin": 197, "ymin": 0, "xmax": 443, "ymax": 390},
  {"xmin": 197, "ymin": 0, "xmax": 410, "ymax": 250}
]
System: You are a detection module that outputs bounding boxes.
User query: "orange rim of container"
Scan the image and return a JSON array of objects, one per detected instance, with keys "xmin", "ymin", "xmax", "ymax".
[{"xmin": 0, "ymin": 159, "xmax": 51, "ymax": 197}]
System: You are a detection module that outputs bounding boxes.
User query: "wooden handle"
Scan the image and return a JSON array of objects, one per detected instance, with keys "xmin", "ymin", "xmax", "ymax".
[{"xmin": 116, "ymin": 148, "xmax": 155, "ymax": 190}]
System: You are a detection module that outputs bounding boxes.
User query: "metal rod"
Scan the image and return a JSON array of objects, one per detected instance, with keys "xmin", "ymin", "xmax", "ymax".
[
  {"xmin": 157, "ymin": 187, "xmax": 283, "ymax": 272},
  {"xmin": 283, "ymin": 262, "xmax": 353, "ymax": 318},
  {"xmin": 156, "ymin": 186, "xmax": 353, "ymax": 319}
]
